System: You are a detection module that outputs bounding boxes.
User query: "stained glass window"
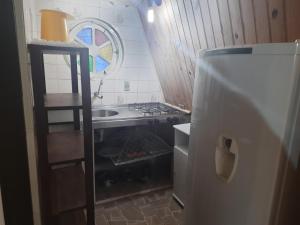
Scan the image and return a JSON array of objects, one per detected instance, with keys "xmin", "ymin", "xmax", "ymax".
[
  {"xmin": 76, "ymin": 27, "xmax": 92, "ymax": 45},
  {"xmin": 67, "ymin": 19, "xmax": 124, "ymax": 76},
  {"xmin": 95, "ymin": 29, "xmax": 109, "ymax": 46},
  {"xmin": 96, "ymin": 55, "xmax": 109, "ymax": 72}
]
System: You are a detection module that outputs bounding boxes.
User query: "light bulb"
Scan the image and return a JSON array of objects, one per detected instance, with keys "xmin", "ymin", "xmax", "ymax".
[{"xmin": 147, "ymin": 9, "xmax": 154, "ymax": 23}]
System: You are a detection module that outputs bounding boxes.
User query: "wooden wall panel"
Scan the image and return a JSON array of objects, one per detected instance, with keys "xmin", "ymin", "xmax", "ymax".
[
  {"xmin": 285, "ymin": 0, "xmax": 300, "ymax": 41},
  {"xmin": 253, "ymin": 0, "xmax": 271, "ymax": 42},
  {"xmin": 268, "ymin": 0, "xmax": 286, "ymax": 42},
  {"xmin": 228, "ymin": 0, "xmax": 245, "ymax": 44},
  {"xmin": 208, "ymin": 0, "xmax": 224, "ymax": 47},
  {"xmin": 191, "ymin": 0, "xmax": 208, "ymax": 49},
  {"xmin": 137, "ymin": 0, "xmax": 299, "ymax": 110},
  {"xmin": 199, "ymin": 0, "xmax": 216, "ymax": 49},
  {"xmin": 240, "ymin": 0, "xmax": 257, "ymax": 43},
  {"xmin": 184, "ymin": 0, "xmax": 201, "ymax": 51},
  {"xmin": 217, "ymin": 0, "xmax": 234, "ymax": 46}
]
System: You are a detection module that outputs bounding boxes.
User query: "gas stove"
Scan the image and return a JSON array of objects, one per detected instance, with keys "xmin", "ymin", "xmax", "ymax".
[
  {"xmin": 92, "ymin": 102, "xmax": 190, "ymax": 129},
  {"xmin": 128, "ymin": 102, "xmax": 183, "ymax": 116},
  {"xmin": 128, "ymin": 102, "xmax": 190, "ymax": 124}
]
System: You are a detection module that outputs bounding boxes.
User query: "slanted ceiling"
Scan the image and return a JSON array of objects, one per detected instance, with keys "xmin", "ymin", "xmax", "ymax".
[{"xmin": 138, "ymin": 0, "xmax": 300, "ymax": 110}]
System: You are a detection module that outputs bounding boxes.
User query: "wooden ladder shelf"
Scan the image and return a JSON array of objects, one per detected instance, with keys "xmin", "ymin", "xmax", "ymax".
[{"xmin": 28, "ymin": 42, "xmax": 95, "ymax": 225}]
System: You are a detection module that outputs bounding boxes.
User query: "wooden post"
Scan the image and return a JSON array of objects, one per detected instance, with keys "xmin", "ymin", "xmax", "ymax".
[
  {"xmin": 70, "ymin": 53, "xmax": 80, "ymax": 130},
  {"xmin": 80, "ymin": 49, "xmax": 95, "ymax": 225}
]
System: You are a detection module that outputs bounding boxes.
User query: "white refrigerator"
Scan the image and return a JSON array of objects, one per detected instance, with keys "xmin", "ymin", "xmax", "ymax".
[{"xmin": 185, "ymin": 42, "xmax": 300, "ymax": 225}]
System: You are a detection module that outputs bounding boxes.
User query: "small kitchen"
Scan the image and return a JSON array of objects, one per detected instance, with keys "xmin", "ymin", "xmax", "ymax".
[{"xmin": 6, "ymin": 0, "xmax": 300, "ymax": 225}]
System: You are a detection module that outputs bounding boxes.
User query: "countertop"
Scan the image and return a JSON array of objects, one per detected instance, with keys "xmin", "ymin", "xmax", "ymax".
[{"xmin": 173, "ymin": 123, "xmax": 190, "ymax": 135}]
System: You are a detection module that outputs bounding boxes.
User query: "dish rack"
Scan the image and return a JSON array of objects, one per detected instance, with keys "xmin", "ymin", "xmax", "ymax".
[{"xmin": 96, "ymin": 128, "xmax": 173, "ymax": 166}]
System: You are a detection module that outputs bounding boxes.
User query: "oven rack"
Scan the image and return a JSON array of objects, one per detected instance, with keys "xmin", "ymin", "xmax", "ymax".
[
  {"xmin": 96, "ymin": 128, "xmax": 173, "ymax": 166},
  {"xmin": 110, "ymin": 149, "xmax": 172, "ymax": 166}
]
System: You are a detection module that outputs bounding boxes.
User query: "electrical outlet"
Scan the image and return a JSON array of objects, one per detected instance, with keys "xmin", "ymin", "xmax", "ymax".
[
  {"xmin": 117, "ymin": 95, "xmax": 124, "ymax": 104},
  {"xmin": 124, "ymin": 81, "xmax": 130, "ymax": 91}
]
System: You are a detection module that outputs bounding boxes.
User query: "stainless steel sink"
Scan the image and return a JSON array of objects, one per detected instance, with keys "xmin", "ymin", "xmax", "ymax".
[{"xmin": 92, "ymin": 110, "xmax": 119, "ymax": 118}]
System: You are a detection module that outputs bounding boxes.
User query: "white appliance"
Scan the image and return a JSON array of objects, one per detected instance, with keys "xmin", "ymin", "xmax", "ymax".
[{"xmin": 185, "ymin": 42, "xmax": 300, "ymax": 225}]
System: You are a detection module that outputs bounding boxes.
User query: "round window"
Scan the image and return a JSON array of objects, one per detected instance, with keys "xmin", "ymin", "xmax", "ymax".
[{"xmin": 67, "ymin": 18, "xmax": 124, "ymax": 77}]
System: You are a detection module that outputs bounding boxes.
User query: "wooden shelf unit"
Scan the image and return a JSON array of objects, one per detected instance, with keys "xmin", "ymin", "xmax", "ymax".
[
  {"xmin": 28, "ymin": 42, "xmax": 95, "ymax": 225},
  {"xmin": 45, "ymin": 93, "xmax": 83, "ymax": 110},
  {"xmin": 50, "ymin": 165, "xmax": 86, "ymax": 215},
  {"xmin": 47, "ymin": 131, "xmax": 84, "ymax": 165},
  {"xmin": 59, "ymin": 210, "xmax": 86, "ymax": 225}
]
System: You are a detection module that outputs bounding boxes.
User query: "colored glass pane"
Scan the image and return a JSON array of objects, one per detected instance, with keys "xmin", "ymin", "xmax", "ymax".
[
  {"xmin": 99, "ymin": 44, "xmax": 113, "ymax": 62},
  {"xmin": 89, "ymin": 55, "xmax": 93, "ymax": 72},
  {"xmin": 95, "ymin": 55, "xmax": 109, "ymax": 72},
  {"xmin": 77, "ymin": 27, "xmax": 92, "ymax": 45},
  {"xmin": 95, "ymin": 29, "xmax": 109, "ymax": 46}
]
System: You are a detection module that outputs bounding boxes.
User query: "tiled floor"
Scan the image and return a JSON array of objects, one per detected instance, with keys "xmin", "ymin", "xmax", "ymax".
[{"xmin": 95, "ymin": 189, "xmax": 184, "ymax": 225}]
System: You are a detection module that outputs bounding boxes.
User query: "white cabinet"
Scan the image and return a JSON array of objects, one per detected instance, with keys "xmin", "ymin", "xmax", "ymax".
[{"xmin": 173, "ymin": 123, "xmax": 190, "ymax": 206}]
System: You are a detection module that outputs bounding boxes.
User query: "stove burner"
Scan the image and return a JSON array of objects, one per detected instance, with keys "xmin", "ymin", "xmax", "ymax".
[{"xmin": 128, "ymin": 102, "xmax": 182, "ymax": 116}]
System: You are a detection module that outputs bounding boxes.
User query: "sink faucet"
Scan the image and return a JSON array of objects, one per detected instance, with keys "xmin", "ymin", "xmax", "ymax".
[{"xmin": 92, "ymin": 79, "xmax": 104, "ymax": 105}]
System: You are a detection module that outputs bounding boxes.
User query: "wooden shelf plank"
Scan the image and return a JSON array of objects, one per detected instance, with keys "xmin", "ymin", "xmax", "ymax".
[
  {"xmin": 48, "ymin": 131, "xmax": 84, "ymax": 165},
  {"xmin": 45, "ymin": 93, "xmax": 82, "ymax": 110},
  {"xmin": 50, "ymin": 165, "xmax": 86, "ymax": 215},
  {"xmin": 59, "ymin": 210, "xmax": 86, "ymax": 225},
  {"xmin": 28, "ymin": 42, "xmax": 87, "ymax": 55}
]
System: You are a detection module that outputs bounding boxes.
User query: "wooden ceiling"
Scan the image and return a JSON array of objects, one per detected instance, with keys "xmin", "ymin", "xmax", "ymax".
[{"xmin": 137, "ymin": 0, "xmax": 300, "ymax": 110}]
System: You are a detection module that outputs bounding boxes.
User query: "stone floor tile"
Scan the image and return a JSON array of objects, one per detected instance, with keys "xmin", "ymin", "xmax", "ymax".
[
  {"xmin": 173, "ymin": 211, "xmax": 183, "ymax": 223},
  {"xmin": 96, "ymin": 189, "xmax": 183, "ymax": 225},
  {"xmin": 96, "ymin": 214, "xmax": 109, "ymax": 225},
  {"xmin": 109, "ymin": 221, "xmax": 127, "ymax": 225},
  {"xmin": 121, "ymin": 206, "xmax": 144, "ymax": 221},
  {"xmin": 169, "ymin": 199, "xmax": 181, "ymax": 211},
  {"xmin": 163, "ymin": 216, "xmax": 177, "ymax": 225},
  {"xmin": 151, "ymin": 215, "xmax": 164, "ymax": 225},
  {"xmin": 141, "ymin": 205, "xmax": 157, "ymax": 217}
]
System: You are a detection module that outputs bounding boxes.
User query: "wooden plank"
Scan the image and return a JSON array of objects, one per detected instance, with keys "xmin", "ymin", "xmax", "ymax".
[
  {"xmin": 156, "ymin": 3, "xmax": 184, "ymax": 104},
  {"xmin": 170, "ymin": 0, "xmax": 194, "ymax": 73},
  {"xmin": 190, "ymin": 0, "xmax": 208, "ymax": 49},
  {"xmin": 252, "ymin": 0, "xmax": 271, "ymax": 43},
  {"xmin": 59, "ymin": 210, "xmax": 86, "ymax": 225},
  {"xmin": 217, "ymin": 0, "xmax": 234, "ymax": 46},
  {"xmin": 47, "ymin": 131, "xmax": 84, "ymax": 165},
  {"xmin": 50, "ymin": 165, "xmax": 86, "ymax": 215},
  {"xmin": 163, "ymin": 0, "xmax": 193, "ymax": 107},
  {"xmin": 139, "ymin": 3, "xmax": 173, "ymax": 103},
  {"xmin": 198, "ymin": 0, "xmax": 216, "ymax": 49},
  {"xmin": 208, "ymin": 0, "xmax": 225, "ymax": 47},
  {"xmin": 184, "ymin": 0, "xmax": 202, "ymax": 51},
  {"xmin": 227, "ymin": 0, "xmax": 245, "ymax": 44},
  {"xmin": 240, "ymin": 0, "xmax": 257, "ymax": 44},
  {"xmin": 268, "ymin": 0, "xmax": 286, "ymax": 42},
  {"xmin": 284, "ymin": 0, "xmax": 300, "ymax": 41},
  {"xmin": 176, "ymin": 0, "xmax": 197, "ymax": 90},
  {"xmin": 176, "ymin": 0, "xmax": 197, "ymax": 59},
  {"xmin": 44, "ymin": 93, "xmax": 82, "ymax": 110},
  {"xmin": 29, "ymin": 46, "xmax": 51, "ymax": 225},
  {"xmin": 70, "ymin": 53, "xmax": 80, "ymax": 130},
  {"xmin": 156, "ymin": 1, "xmax": 189, "ymax": 105},
  {"xmin": 169, "ymin": 0, "xmax": 194, "ymax": 97},
  {"xmin": 79, "ymin": 48, "xmax": 95, "ymax": 225}
]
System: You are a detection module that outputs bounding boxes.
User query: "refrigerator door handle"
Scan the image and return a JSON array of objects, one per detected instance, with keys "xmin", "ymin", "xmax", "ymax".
[{"xmin": 215, "ymin": 136, "xmax": 239, "ymax": 183}]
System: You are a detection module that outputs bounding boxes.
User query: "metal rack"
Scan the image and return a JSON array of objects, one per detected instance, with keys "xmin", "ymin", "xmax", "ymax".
[
  {"xmin": 96, "ymin": 128, "xmax": 173, "ymax": 166},
  {"xmin": 28, "ymin": 42, "xmax": 95, "ymax": 225}
]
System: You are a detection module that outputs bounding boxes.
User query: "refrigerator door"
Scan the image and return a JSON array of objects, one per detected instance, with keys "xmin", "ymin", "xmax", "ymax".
[{"xmin": 185, "ymin": 44, "xmax": 300, "ymax": 225}]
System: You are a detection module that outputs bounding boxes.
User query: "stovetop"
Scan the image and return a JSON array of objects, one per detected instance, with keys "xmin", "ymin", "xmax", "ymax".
[
  {"xmin": 92, "ymin": 102, "xmax": 190, "ymax": 129},
  {"xmin": 128, "ymin": 102, "xmax": 183, "ymax": 116}
]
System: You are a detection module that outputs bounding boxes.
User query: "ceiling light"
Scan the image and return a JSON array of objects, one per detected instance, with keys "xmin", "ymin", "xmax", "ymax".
[{"xmin": 147, "ymin": 8, "xmax": 154, "ymax": 23}]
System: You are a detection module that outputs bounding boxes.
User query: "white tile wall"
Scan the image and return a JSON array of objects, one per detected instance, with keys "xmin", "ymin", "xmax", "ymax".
[{"xmin": 27, "ymin": 0, "xmax": 164, "ymax": 107}]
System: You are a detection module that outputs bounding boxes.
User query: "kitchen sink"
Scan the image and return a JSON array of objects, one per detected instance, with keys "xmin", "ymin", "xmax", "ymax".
[{"xmin": 92, "ymin": 109, "xmax": 119, "ymax": 118}]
